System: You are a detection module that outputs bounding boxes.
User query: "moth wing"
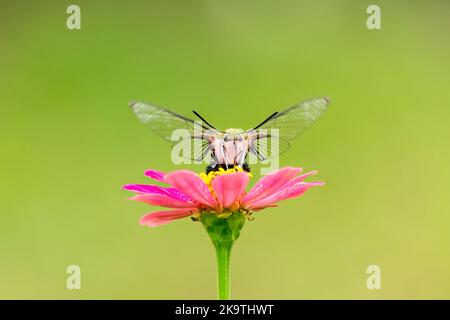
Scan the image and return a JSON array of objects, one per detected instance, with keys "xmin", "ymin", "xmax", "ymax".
[
  {"xmin": 129, "ymin": 101, "xmax": 218, "ymax": 161},
  {"xmin": 247, "ymin": 130, "xmax": 291, "ymax": 161},
  {"xmin": 250, "ymin": 97, "xmax": 330, "ymax": 141},
  {"xmin": 245, "ymin": 97, "xmax": 329, "ymax": 160}
]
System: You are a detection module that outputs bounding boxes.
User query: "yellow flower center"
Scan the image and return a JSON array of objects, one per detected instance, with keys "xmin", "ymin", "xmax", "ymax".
[
  {"xmin": 195, "ymin": 166, "xmax": 254, "ymax": 220},
  {"xmin": 199, "ymin": 166, "xmax": 252, "ymax": 189}
]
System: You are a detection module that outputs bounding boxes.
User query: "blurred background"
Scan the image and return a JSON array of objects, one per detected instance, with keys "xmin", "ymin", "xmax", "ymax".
[{"xmin": 1, "ymin": 0, "xmax": 450, "ymax": 299}]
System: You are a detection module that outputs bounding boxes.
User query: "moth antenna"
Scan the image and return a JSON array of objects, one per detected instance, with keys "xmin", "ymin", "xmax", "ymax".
[
  {"xmin": 192, "ymin": 110, "xmax": 217, "ymax": 129},
  {"xmin": 253, "ymin": 112, "xmax": 279, "ymax": 130}
]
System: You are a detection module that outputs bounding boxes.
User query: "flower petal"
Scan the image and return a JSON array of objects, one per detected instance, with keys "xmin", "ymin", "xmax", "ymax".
[
  {"xmin": 246, "ymin": 181, "xmax": 324, "ymax": 209},
  {"xmin": 165, "ymin": 170, "xmax": 217, "ymax": 208},
  {"xmin": 144, "ymin": 169, "xmax": 166, "ymax": 182},
  {"xmin": 242, "ymin": 167, "xmax": 302, "ymax": 205},
  {"xmin": 122, "ymin": 184, "xmax": 192, "ymax": 201},
  {"xmin": 267, "ymin": 170, "xmax": 319, "ymax": 191},
  {"xmin": 293, "ymin": 170, "xmax": 319, "ymax": 183},
  {"xmin": 212, "ymin": 172, "xmax": 249, "ymax": 210},
  {"xmin": 139, "ymin": 208, "xmax": 198, "ymax": 227},
  {"xmin": 130, "ymin": 194, "xmax": 197, "ymax": 208}
]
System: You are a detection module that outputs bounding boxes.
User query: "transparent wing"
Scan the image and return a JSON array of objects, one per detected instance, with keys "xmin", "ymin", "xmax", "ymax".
[
  {"xmin": 129, "ymin": 101, "xmax": 216, "ymax": 142},
  {"xmin": 129, "ymin": 101, "xmax": 218, "ymax": 162},
  {"xmin": 171, "ymin": 136, "xmax": 212, "ymax": 163},
  {"xmin": 246, "ymin": 97, "xmax": 330, "ymax": 161},
  {"xmin": 247, "ymin": 131, "xmax": 291, "ymax": 161},
  {"xmin": 249, "ymin": 97, "xmax": 330, "ymax": 141}
]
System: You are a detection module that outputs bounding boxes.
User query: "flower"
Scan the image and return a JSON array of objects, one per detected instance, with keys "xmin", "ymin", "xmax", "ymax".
[{"xmin": 122, "ymin": 166, "xmax": 324, "ymax": 227}]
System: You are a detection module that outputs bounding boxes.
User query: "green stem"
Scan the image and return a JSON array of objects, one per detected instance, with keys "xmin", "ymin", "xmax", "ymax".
[
  {"xmin": 201, "ymin": 212, "xmax": 245, "ymax": 300},
  {"xmin": 215, "ymin": 242, "xmax": 233, "ymax": 300}
]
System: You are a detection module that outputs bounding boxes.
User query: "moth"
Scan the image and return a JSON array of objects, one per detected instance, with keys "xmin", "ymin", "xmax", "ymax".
[{"xmin": 129, "ymin": 97, "xmax": 330, "ymax": 172}]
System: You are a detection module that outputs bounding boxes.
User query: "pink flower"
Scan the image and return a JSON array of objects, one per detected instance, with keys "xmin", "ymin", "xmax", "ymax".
[{"xmin": 123, "ymin": 167, "xmax": 324, "ymax": 227}]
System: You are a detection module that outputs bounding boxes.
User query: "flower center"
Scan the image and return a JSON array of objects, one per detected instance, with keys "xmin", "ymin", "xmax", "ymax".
[
  {"xmin": 195, "ymin": 166, "xmax": 254, "ymax": 220},
  {"xmin": 199, "ymin": 165, "xmax": 252, "ymax": 189}
]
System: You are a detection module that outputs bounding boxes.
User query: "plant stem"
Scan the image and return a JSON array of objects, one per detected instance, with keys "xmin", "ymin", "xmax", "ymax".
[
  {"xmin": 201, "ymin": 212, "xmax": 245, "ymax": 300},
  {"xmin": 215, "ymin": 242, "xmax": 233, "ymax": 300}
]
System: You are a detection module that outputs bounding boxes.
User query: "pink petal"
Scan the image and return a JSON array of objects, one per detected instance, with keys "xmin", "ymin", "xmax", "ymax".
[
  {"xmin": 144, "ymin": 169, "xmax": 166, "ymax": 182},
  {"xmin": 293, "ymin": 170, "xmax": 319, "ymax": 183},
  {"xmin": 139, "ymin": 208, "xmax": 198, "ymax": 227},
  {"xmin": 242, "ymin": 167, "xmax": 302, "ymax": 206},
  {"xmin": 246, "ymin": 181, "xmax": 324, "ymax": 209},
  {"xmin": 212, "ymin": 172, "xmax": 249, "ymax": 210},
  {"xmin": 269, "ymin": 170, "xmax": 319, "ymax": 191},
  {"xmin": 123, "ymin": 184, "xmax": 156, "ymax": 193},
  {"xmin": 165, "ymin": 170, "xmax": 217, "ymax": 208},
  {"xmin": 122, "ymin": 184, "xmax": 192, "ymax": 202},
  {"xmin": 130, "ymin": 194, "xmax": 198, "ymax": 209}
]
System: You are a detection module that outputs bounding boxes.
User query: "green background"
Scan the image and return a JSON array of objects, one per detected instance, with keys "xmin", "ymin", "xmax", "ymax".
[{"xmin": 1, "ymin": 0, "xmax": 449, "ymax": 299}]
